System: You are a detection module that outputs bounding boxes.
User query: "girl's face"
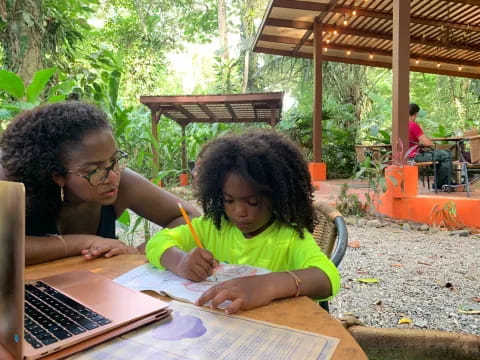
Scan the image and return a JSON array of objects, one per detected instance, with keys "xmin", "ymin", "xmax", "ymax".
[
  {"xmin": 59, "ymin": 129, "xmax": 121, "ymax": 205},
  {"xmin": 222, "ymin": 172, "xmax": 272, "ymax": 237}
]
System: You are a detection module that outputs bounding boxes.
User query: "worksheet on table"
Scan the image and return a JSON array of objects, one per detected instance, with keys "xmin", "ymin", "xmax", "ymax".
[
  {"xmin": 114, "ymin": 263, "xmax": 270, "ymax": 304},
  {"xmin": 71, "ymin": 301, "xmax": 339, "ymax": 360}
]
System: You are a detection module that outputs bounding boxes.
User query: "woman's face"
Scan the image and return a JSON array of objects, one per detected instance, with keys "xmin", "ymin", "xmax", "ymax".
[
  {"xmin": 60, "ymin": 129, "xmax": 121, "ymax": 205},
  {"xmin": 222, "ymin": 172, "xmax": 272, "ymax": 237}
]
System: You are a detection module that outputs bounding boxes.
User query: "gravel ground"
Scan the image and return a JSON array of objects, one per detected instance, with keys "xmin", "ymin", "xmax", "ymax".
[{"xmin": 329, "ymin": 223, "xmax": 480, "ymax": 335}]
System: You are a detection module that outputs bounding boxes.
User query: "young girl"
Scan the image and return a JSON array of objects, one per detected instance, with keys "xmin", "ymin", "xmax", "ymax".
[{"xmin": 146, "ymin": 129, "xmax": 340, "ymax": 314}]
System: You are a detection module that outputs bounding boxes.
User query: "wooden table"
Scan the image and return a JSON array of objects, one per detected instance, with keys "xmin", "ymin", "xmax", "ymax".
[
  {"xmin": 431, "ymin": 135, "xmax": 480, "ymax": 162},
  {"xmin": 26, "ymin": 255, "xmax": 368, "ymax": 360}
]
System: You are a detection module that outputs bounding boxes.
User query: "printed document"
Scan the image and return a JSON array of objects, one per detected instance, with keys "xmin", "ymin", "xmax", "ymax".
[{"xmin": 71, "ymin": 301, "xmax": 339, "ymax": 360}]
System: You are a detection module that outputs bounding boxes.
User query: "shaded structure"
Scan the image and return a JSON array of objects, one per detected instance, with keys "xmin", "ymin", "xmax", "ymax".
[
  {"xmin": 253, "ymin": 0, "xmax": 480, "ymax": 163},
  {"xmin": 140, "ymin": 93, "xmax": 283, "ymax": 173}
]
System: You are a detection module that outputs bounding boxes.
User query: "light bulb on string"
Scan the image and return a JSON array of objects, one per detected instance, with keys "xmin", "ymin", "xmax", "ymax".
[
  {"xmin": 436, "ymin": 62, "xmax": 441, "ymax": 68},
  {"xmin": 369, "ymin": 53, "xmax": 374, "ymax": 59},
  {"xmin": 458, "ymin": 65, "xmax": 463, "ymax": 71},
  {"xmin": 415, "ymin": 59, "xmax": 420, "ymax": 64},
  {"xmin": 347, "ymin": 50, "xmax": 351, "ymax": 55}
]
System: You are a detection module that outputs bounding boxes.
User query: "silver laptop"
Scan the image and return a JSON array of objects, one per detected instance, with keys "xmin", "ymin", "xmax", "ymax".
[{"xmin": 0, "ymin": 181, "xmax": 170, "ymax": 359}]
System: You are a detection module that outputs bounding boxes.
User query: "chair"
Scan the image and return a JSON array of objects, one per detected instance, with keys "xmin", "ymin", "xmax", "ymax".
[
  {"xmin": 410, "ymin": 144, "xmax": 439, "ymax": 192},
  {"xmin": 312, "ymin": 200, "xmax": 348, "ymax": 267},
  {"xmin": 311, "ymin": 200, "xmax": 348, "ymax": 312},
  {"xmin": 451, "ymin": 134, "xmax": 480, "ymax": 197}
]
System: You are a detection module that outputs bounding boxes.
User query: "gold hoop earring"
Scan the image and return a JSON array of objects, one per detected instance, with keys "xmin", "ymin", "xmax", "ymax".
[{"xmin": 60, "ymin": 187, "xmax": 64, "ymax": 202}]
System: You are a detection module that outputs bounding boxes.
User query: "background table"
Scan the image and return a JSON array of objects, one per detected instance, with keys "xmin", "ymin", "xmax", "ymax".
[{"xmin": 25, "ymin": 255, "xmax": 368, "ymax": 360}]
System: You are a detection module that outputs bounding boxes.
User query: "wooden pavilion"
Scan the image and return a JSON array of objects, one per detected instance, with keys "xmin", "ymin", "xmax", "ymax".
[
  {"xmin": 253, "ymin": 0, "xmax": 480, "ymax": 165},
  {"xmin": 140, "ymin": 92, "xmax": 283, "ymax": 176},
  {"xmin": 252, "ymin": 0, "xmax": 480, "ymax": 227}
]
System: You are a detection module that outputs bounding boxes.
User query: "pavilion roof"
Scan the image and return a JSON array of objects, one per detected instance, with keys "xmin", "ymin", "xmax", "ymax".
[
  {"xmin": 253, "ymin": 0, "xmax": 480, "ymax": 79},
  {"xmin": 140, "ymin": 92, "xmax": 283, "ymax": 126}
]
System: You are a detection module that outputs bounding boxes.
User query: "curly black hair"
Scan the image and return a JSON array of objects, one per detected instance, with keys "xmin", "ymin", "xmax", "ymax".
[
  {"xmin": 193, "ymin": 128, "xmax": 314, "ymax": 237},
  {"xmin": 0, "ymin": 101, "xmax": 111, "ymax": 222}
]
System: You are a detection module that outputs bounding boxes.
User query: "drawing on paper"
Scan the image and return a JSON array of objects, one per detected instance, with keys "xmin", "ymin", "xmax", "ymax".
[
  {"xmin": 152, "ymin": 311, "xmax": 206, "ymax": 341},
  {"xmin": 182, "ymin": 264, "xmax": 261, "ymax": 293}
]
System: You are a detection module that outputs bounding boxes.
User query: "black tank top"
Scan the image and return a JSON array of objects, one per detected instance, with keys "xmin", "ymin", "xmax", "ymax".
[{"xmin": 26, "ymin": 205, "xmax": 117, "ymax": 239}]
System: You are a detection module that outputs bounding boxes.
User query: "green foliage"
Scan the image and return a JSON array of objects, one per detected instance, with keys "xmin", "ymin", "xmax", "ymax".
[
  {"xmin": 336, "ymin": 183, "xmax": 366, "ymax": 217},
  {"xmin": 0, "ymin": 67, "xmax": 74, "ymax": 128},
  {"xmin": 355, "ymin": 153, "xmax": 389, "ymax": 214},
  {"xmin": 212, "ymin": 56, "xmax": 242, "ymax": 93},
  {"xmin": 0, "ymin": 70, "xmax": 25, "ymax": 99}
]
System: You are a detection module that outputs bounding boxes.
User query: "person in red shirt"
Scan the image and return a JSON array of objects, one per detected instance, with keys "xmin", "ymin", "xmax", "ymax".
[{"xmin": 408, "ymin": 103, "xmax": 451, "ymax": 190}]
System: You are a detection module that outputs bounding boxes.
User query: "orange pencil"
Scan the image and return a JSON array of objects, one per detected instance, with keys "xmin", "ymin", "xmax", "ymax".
[
  {"xmin": 178, "ymin": 203, "xmax": 203, "ymax": 249},
  {"xmin": 178, "ymin": 203, "xmax": 217, "ymax": 280}
]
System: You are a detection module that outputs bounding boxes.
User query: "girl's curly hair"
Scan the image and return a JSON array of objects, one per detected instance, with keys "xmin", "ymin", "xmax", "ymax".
[
  {"xmin": 0, "ymin": 101, "xmax": 111, "ymax": 222},
  {"xmin": 193, "ymin": 128, "xmax": 314, "ymax": 237}
]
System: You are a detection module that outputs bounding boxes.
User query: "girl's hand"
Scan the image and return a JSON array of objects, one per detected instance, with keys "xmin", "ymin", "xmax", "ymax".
[
  {"xmin": 82, "ymin": 238, "xmax": 139, "ymax": 260},
  {"xmin": 177, "ymin": 248, "xmax": 218, "ymax": 282},
  {"xmin": 195, "ymin": 275, "xmax": 275, "ymax": 314}
]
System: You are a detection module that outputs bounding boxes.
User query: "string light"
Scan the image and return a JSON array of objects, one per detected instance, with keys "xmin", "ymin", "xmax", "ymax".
[
  {"xmin": 458, "ymin": 65, "xmax": 463, "ymax": 71},
  {"xmin": 352, "ymin": 10, "xmax": 357, "ymax": 16},
  {"xmin": 347, "ymin": 50, "xmax": 351, "ymax": 55},
  {"xmin": 326, "ymin": 39, "xmax": 330, "ymax": 44},
  {"xmin": 333, "ymin": 30, "xmax": 338, "ymax": 35},
  {"xmin": 324, "ymin": 47, "xmax": 328, "ymax": 52},
  {"xmin": 436, "ymin": 62, "xmax": 441, "ymax": 68},
  {"xmin": 369, "ymin": 53, "xmax": 374, "ymax": 59},
  {"xmin": 415, "ymin": 59, "xmax": 420, "ymax": 64},
  {"xmin": 343, "ymin": 16, "xmax": 348, "ymax": 26}
]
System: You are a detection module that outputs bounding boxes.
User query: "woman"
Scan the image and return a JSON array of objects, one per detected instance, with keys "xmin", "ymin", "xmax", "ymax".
[{"xmin": 0, "ymin": 101, "xmax": 200, "ymax": 265}]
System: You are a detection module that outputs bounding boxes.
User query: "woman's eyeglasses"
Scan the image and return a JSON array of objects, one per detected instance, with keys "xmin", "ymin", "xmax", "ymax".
[{"xmin": 66, "ymin": 150, "xmax": 128, "ymax": 186}]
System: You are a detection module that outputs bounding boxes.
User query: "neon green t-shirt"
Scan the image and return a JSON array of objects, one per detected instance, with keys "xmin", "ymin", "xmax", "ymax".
[{"xmin": 146, "ymin": 216, "xmax": 340, "ymax": 300}]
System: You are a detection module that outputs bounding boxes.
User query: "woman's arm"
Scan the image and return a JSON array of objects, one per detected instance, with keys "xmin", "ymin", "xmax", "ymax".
[
  {"xmin": 26, "ymin": 234, "xmax": 139, "ymax": 265},
  {"xmin": 195, "ymin": 267, "xmax": 331, "ymax": 314},
  {"xmin": 115, "ymin": 169, "xmax": 201, "ymax": 228}
]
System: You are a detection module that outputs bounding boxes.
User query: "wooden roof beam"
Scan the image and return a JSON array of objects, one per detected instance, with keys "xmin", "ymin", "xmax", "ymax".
[
  {"xmin": 254, "ymin": 47, "xmax": 480, "ymax": 79},
  {"xmin": 333, "ymin": 7, "xmax": 480, "ymax": 33},
  {"xmin": 323, "ymin": 24, "xmax": 480, "ymax": 53},
  {"xmin": 173, "ymin": 105, "xmax": 196, "ymax": 120},
  {"xmin": 198, "ymin": 103, "xmax": 218, "ymax": 122},
  {"xmin": 272, "ymin": 1, "xmax": 480, "ymax": 33},
  {"xmin": 225, "ymin": 104, "xmax": 239, "ymax": 122},
  {"xmin": 259, "ymin": 34, "xmax": 480, "ymax": 66}
]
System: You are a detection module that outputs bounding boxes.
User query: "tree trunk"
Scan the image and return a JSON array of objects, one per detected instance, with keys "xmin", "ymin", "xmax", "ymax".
[
  {"xmin": 217, "ymin": 0, "xmax": 228, "ymax": 60},
  {"xmin": 1, "ymin": 0, "xmax": 43, "ymax": 84}
]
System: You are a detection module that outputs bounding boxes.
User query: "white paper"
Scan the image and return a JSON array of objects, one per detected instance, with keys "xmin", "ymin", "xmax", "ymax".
[
  {"xmin": 114, "ymin": 263, "xmax": 270, "ymax": 304},
  {"xmin": 71, "ymin": 301, "xmax": 339, "ymax": 360}
]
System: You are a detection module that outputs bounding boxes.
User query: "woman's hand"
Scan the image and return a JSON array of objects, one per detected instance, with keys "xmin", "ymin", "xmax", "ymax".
[
  {"xmin": 177, "ymin": 248, "xmax": 218, "ymax": 282},
  {"xmin": 81, "ymin": 237, "xmax": 139, "ymax": 260},
  {"xmin": 195, "ymin": 275, "xmax": 276, "ymax": 314}
]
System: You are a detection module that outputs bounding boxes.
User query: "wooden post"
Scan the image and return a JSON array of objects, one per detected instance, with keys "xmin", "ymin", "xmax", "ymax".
[
  {"xmin": 269, "ymin": 105, "xmax": 276, "ymax": 128},
  {"xmin": 392, "ymin": 0, "xmax": 410, "ymax": 155},
  {"xmin": 313, "ymin": 20, "xmax": 323, "ymax": 162},
  {"xmin": 151, "ymin": 109, "xmax": 162, "ymax": 175},
  {"xmin": 181, "ymin": 124, "xmax": 187, "ymax": 173}
]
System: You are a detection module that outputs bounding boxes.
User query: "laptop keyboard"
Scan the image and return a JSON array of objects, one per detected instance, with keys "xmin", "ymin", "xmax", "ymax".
[{"xmin": 24, "ymin": 281, "xmax": 111, "ymax": 349}]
